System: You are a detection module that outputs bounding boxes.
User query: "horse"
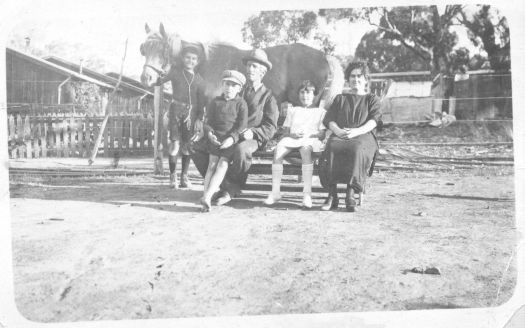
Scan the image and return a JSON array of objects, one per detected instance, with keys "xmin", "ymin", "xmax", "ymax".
[{"xmin": 139, "ymin": 23, "xmax": 344, "ymax": 110}]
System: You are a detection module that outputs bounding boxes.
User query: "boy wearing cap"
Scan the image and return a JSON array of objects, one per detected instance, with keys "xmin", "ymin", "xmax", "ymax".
[
  {"xmin": 200, "ymin": 70, "xmax": 248, "ymax": 212},
  {"xmin": 164, "ymin": 44, "xmax": 207, "ymax": 188},
  {"xmin": 214, "ymin": 48, "xmax": 279, "ymax": 205}
]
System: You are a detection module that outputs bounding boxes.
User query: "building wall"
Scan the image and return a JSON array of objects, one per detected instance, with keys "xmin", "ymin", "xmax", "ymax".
[
  {"xmin": 381, "ymin": 97, "xmax": 433, "ymax": 123},
  {"xmin": 6, "ymin": 52, "xmax": 66, "ymax": 105}
]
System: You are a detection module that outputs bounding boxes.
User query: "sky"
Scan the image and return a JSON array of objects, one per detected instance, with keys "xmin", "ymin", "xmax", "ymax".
[
  {"xmin": 0, "ymin": 0, "xmax": 511, "ymax": 81},
  {"xmin": 2, "ymin": 0, "xmax": 378, "ymax": 80}
]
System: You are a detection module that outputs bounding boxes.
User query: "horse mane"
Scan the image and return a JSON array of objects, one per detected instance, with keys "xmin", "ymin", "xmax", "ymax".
[{"xmin": 141, "ymin": 31, "xmax": 170, "ymax": 60}]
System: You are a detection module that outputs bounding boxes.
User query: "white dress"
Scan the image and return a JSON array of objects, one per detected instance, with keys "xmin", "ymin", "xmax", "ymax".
[{"xmin": 279, "ymin": 106, "xmax": 326, "ymax": 152}]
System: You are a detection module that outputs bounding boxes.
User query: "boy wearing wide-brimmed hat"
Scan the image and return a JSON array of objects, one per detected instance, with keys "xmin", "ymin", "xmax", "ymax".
[
  {"xmin": 200, "ymin": 70, "xmax": 248, "ymax": 212},
  {"xmin": 165, "ymin": 43, "xmax": 207, "ymax": 189}
]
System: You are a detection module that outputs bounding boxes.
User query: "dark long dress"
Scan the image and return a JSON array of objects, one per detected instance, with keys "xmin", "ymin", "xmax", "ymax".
[{"xmin": 320, "ymin": 93, "xmax": 382, "ymax": 192}]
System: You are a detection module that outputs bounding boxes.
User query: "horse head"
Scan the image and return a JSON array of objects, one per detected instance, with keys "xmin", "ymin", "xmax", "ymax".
[{"xmin": 139, "ymin": 23, "xmax": 182, "ymax": 88}]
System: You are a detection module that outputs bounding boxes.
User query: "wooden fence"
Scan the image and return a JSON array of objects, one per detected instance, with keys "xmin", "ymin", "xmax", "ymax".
[{"xmin": 7, "ymin": 113, "xmax": 157, "ymax": 159}]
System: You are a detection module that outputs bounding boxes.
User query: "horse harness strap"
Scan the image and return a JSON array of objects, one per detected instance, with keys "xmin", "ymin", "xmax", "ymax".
[{"xmin": 143, "ymin": 64, "xmax": 167, "ymax": 79}]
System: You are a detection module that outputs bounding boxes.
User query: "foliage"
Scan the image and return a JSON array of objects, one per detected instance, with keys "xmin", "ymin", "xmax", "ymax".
[
  {"xmin": 65, "ymin": 81, "xmax": 103, "ymax": 114},
  {"xmin": 8, "ymin": 33, "xmax": 112, "ymax": 73},
  {"xmin": 242, "ymin": 10, "xmax": 335, "ymax": 54},
  {"xmin": 354, "ymin": 30, "xmax": 430, "ymax": 72},
  {"xmin": 243, "ymin": 5, "xmax": 510, "ymax": 75},
  {"xmin": 459, "ymin": 5, "xmax": 510, "ymax": 71}
]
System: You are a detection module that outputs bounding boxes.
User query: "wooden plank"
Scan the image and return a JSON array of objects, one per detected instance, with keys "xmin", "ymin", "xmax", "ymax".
[
  {"xmin": 41, "ymin": 118, "xmax": 48, "ymax": 158},
  {"xmin": 63, "ymin": 114, "xmax": 70, "ymax": 158},
  {"xmin": 35, "ymin": 117, "xmax": 42, "ymax": 158},
  {"xmin": 146, "ymin": 112, "xmax": 153, "ymax": 149},
  {"xmin": 8, "ymin": 114, "xmax": 15, "ymax": 140},
  {"xmin": 130, "ymin": 116, "xmax": 137, "ymax": 150},
  {"xmin": 112, "ymin": 117, "xmax": 119, "ymax": 153},
  {"xmin": 78, "ymin": 117, "xmax": 85, "ymax": 157},
  {"xmin": 118, "ymin": 115, "xmax": 125, "ymax": 152},
  {"xmin": 70, "ymin": 116, "xmax": 78, "ymax": 157},
  {"xmin": 138, "ymin": 117, "xmax": 145, "ymax": 151},
  {"xmin": 23, "ymin": 116, "xmax": 32, "ymax": 158},
  {"xmin": 104, "ymin": 117, "xmax": 110, "ymax": 156},
  {"xmin": 16, "ymin": 114, "xmax": 23, "ymax": 142}
]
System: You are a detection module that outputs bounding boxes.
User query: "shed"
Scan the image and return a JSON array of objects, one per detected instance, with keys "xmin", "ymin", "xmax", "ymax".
[{"xmin": 370, "ymin": 71, "xmax": 434, "ymax": 123}]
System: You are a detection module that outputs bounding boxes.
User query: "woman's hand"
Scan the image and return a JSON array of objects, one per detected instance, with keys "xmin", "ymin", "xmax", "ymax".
[
  {"xmin": 333, "ymin": 127, "xmax": 348, "ymax": 139},
  {"xmin": 342, "ymin": 128, "xmax": 361, "ymax": 139}
]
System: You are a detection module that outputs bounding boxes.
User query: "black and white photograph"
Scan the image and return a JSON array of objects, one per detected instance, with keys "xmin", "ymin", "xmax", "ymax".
[{"xmin": 0, "ymin": 0, "xmax": 523, "ymax": 327}]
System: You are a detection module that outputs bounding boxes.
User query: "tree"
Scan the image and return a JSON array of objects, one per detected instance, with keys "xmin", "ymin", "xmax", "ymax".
[
  {"xmin": 459, "ymin": 5, "xmax": 510, "ymax": 71},
  {"xmin": 354, "ymin": 30, "xmax": 431, "ymax": 72},
  {"xmin": 243, "ymin": 5, "xmax": 510, "ymax": 75},
  {"xmin": 242, "ymin": 10, "xmax": 336, "ymax": 54}
]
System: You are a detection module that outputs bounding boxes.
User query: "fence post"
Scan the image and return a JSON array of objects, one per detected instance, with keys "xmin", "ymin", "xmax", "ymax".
[
  {"xmin": 42, "ymin": 117, "xmax": 48, "ymax": 158},
  {"xmin": 153, "ymin": 85, "xmax": 164, "ymax": 174}
]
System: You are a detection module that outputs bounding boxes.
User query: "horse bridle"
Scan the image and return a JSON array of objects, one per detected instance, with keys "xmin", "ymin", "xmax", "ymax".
[
  {"xmin": 141, "ymin": 37, "xmax": 171, "ymax": 80},
  {"xmin": 143, "ymin": 63, "xmax": 168, "ymax": 80}
]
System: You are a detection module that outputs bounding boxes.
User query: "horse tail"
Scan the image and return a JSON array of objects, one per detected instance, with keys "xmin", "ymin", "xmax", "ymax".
[{"xmin": 320, "ymin": 55, "xmax": 344, "ymax": 110}]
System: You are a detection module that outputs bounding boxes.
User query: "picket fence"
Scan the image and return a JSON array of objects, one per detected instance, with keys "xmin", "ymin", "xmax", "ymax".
[{"xmin": 7, "ymin": 113, "xmax": 159, "ymax": 159}]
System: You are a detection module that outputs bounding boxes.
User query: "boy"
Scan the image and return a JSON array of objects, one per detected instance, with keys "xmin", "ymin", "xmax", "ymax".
[
  {"xmin": 165, "ymin": 44, "xmax": 207, "ymax": 188},
  {"xmin": 200, "ymin": 70, "xmax": 248, "ymax": 212}
]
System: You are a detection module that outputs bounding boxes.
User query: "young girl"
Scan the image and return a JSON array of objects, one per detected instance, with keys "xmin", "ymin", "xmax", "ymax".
[
  {"xmin": 264, "ymin": 80, "xmax": 326, "ymax": 208},
  {"xmin": 200, "ymin": 70, "xmax": 248, "ymax": 212}
]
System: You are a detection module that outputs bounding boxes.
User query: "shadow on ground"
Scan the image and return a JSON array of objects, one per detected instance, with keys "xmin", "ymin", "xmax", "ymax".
[{"xmin": 9, "ymin": 176, "xmax": 204, "ymax": 213}]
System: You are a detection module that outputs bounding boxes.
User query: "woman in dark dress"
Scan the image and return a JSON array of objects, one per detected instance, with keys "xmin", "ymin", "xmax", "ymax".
[{"xmin": 320, "ymin": 61, "xmax": 382, "ymax": 212}]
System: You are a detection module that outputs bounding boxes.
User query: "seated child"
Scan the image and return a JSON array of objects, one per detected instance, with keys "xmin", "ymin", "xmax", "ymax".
[
  {"xmin": 264, "ymin": 80, "xmax": 326, "ymax": 208},
  {"xmin": 200, "ymin": 70, "xmax": 248, "ymax": 212}
]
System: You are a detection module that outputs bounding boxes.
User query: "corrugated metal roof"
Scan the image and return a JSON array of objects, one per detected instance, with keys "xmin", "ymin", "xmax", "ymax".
[
  {"xmin": 44, "ymin": 56, "xmax": 153, "ymax": 95},
  {"xmin": 7, "ymin": 47, "xmax": 115, "ymax": 89}
]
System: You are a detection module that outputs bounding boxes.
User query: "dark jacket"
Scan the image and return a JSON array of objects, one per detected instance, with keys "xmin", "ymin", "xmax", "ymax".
[
  {"xmin": 323, "ymin": 93, "xmax": 382, "ymax": 137},
  {"xmin": 165, "ymin": 67, "xmax": 207, "ymax": 122},
  {"xmin": 242, "ymin": 84, "xmax": 278, "ymax": 145},
  {"xmin": 204, "ymin": 95, "xmax": 248, "ymax": 143}
]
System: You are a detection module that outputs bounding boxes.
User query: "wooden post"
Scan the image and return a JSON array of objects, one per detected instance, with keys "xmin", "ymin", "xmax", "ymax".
[
  {"xmin": 153, "ymin": 85, "xmax": 164, "ymax": 174},
  {"xmin": 88, "ymin": 39, "xmax": 128, "ymax": 165}
]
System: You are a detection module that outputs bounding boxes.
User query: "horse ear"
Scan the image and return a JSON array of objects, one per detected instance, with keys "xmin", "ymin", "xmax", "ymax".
[
  {"xmin": 159, "ymin": 23, "xmax": 167, "ymax": 39},
  {"xmin": 145, "ymin": 23, "xmax": 151, "ymax": 34},
  {"xmin": 197, "ymin": 42, "xmax": 208, "ymax": 63}
]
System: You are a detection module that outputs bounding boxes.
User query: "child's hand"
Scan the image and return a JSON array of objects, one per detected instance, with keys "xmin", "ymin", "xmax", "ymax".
[
  {"xmin": 184, "ymin": 115, "xmax": 192, "ymax": 130},
  {"xmin": 289, "ymin": 132, "xmax": 304, "ymax": 139},
  {"xmin": 219, "ymin": 137, "xmax": 234, "ymax": 149},
  {"xmin": 208, "ymin": 131, "xmax": 221, "ymax": 146},
  {"xmin": 241, "ymin": 129, "xmax": 253, "ymax": 140}
]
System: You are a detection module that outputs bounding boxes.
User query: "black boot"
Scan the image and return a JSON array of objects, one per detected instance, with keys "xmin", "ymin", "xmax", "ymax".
[
  {"xmin": 321, "ymin": 185, "xmax": 339, "ymax": 211},
  {"xmin": 345, "ymin": 185, "xmax": 357, "ymax": 212}
]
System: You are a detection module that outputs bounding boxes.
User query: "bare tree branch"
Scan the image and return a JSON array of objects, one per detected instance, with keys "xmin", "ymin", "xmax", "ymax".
[{"xmin": 88, "ymin": 39, "xmax": 129, "ymax": 165}]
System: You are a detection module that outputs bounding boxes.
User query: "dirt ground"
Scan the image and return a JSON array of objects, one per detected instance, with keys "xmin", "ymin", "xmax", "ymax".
[{"xmin": 8, "ymin": 156, "xmax": 516, "ymax": 322}]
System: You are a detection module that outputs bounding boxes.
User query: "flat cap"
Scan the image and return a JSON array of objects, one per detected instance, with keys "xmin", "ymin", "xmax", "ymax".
[{"xmin": 221, "ymin": 70, "xmax": 246, "ymax": 87}]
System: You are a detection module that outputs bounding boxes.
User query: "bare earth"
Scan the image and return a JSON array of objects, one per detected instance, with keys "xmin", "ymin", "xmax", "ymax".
[{"xmin": 8, "ymin": 159, "xmax": 516, "ymax": 322}]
